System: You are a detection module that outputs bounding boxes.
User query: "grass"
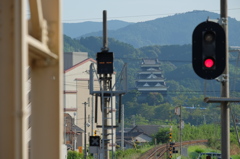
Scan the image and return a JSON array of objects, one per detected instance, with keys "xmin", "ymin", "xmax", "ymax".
[
  {"xmin": 115, "ymin": 143, "xmax": 240, "ymax": 159},
  {"xmin": 115, "ymin": 144, "xmax": 155, "ymax": 159},
  {"xmin": 186, "ymin": 144, "xmax": 240, "ymax": 159}
]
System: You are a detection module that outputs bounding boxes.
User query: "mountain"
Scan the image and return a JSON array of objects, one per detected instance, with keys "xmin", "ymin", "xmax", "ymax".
[
  {"xmin": 63, "ymin": 35, "xmax": 240, "ymax": 125},
  {"xmin": 63, "ymin": 20, "xmax": 132, "ymax": 38},
  {"xmin": 64, "ymin": 35, "xmax": 240, "ymax": 96},
  {"xmin": 79, "ymin": 10, "xmax": 240, "ymax": 47}
]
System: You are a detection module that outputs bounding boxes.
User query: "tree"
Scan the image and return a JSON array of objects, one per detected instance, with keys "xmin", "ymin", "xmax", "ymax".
[
  {"xmin": 154, "ymin": 128, "xmax": 170, "ymax": 144},
  {"xmin": 137, "ymin": 103, "xmax": 156, "ymax": 120},
  {"xmin": 154, "ymin": 103, "xmax": 173, "ymax": 122},
  {"xmin": 146, "ymin": 92, "xmax": 164, "ymax": 105},
  {"xmin": 122, "ymin": 90, "xmax": 141, "ymax": 104}
]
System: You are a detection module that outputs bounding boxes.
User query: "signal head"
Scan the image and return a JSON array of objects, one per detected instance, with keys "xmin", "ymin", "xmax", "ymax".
[{"xmin": 192, "ymin": 21, "xmax": 226, "ymax": 80}]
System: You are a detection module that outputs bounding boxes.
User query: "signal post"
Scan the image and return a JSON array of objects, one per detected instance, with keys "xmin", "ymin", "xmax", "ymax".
[
  {"xmin": 192, "ymin": 0, "xmax": 240, "ymax": 158},
  {"xmin": 89, "ymin": 10, "xmax": 127, "ymax": 159}
]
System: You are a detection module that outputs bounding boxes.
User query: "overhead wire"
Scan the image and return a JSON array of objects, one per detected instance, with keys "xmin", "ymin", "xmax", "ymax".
[{"xmin": 62, "ymin": 8, "xmax": 240, "ymax": 22}]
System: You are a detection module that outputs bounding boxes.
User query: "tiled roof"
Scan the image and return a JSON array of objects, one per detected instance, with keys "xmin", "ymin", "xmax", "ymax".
[
  {"xmin": 72, "ymin": 125, "xmax": 84, "ymax": 133},
  {"xmin": 142, "ymin": 59, "xmax": 160, "ymax": 65},
  {"xmin": 129, "ymin": 125, "xmax": 164, "ymax": 136},
  {"xmin": 64, "ymin": 58, "xmax": 96, "ymax": 73},
  {"xmin": 116, "ymin": 131, "xmax": 150, "ymax": 140}
]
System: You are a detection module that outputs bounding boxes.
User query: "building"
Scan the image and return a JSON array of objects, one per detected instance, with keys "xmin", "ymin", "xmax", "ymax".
[
  {"xmin": 116, "ymin": 125, "xmax": 164, "ymax": 149},
  {"xmin": 136, "ymin": 59, "xmax": 167, "ymax": 96},
  {"xmin": 64, "ymin": 113, "xmax": 83, "ymax": 150},
  {"xmin": 64, "ymin": 52, "xmax": 88, "ymax": 70}
]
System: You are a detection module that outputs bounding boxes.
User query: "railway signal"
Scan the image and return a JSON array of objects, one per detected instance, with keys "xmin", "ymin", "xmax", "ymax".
[
  {"xmin": 169, "ymin": 132, "xmax": 172, "ymax": 142},
  {"xmin": 173, "ymin": 147, "xmax": 178, "ymax": 153},
  {"xmin": 192, "ymin": 20, "xmax": 226, "ymax": 80},
  {"xmin": 168, "ymin": 142, "xmax": 175, "ymax": 158},
  {"xmin": 89, "ymin": 136, "xmax": 100, "ymax": 147},
  {"xmin": 96, "ymin": 51, "xmax": 114, "ymax": 74}
]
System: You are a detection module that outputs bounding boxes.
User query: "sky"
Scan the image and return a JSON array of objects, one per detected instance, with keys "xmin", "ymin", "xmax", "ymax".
[{"xmin": 62, "ymin": 0, "xmax": 240, "ymax": 23}]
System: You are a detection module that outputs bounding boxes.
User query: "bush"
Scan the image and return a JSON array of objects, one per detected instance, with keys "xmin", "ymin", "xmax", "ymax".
[
  {"xmin": 67, "ymin": 151, "xmax": 83, "ymax": 159},
  {"xmin": 208, "ymin": 137, "xmax": 220, "ymax": 150},
  {"xmin": 195, "ymin": 148, "xmax": 204, "ymax": 153},
  {"xmin": 189, "ymin": 152, "xmax": 199, "ymax": 159},
  {"xmin": 154, "ymin": 128, "xmax": 169, "ymax": 144}
]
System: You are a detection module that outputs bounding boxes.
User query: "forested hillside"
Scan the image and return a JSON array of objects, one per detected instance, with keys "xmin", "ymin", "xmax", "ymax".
[
  {"xmin": 77, "ymin": 10, "xmax": 240, "ymax": 47},
  {"xmin": 64, "ymin": 34, "xmax": 240, "ymax": 126}
]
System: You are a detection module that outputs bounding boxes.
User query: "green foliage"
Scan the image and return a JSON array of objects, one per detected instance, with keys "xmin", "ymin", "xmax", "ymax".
[
  {"xmin": 64, "ymin": 35, "xmax": 90, "ymax": 53},
  {"xmin": 63, "ymin": 34, "xmax": 240, "ymax": 128},
  {"xmin": 231, "ymin": 155, "xmax": 240, "ymax": 159},
  {"xmin": 194, "ymin": 147, "xmax": 205, "ymax": 153},
  {"xmin": 116, "ymin": 148, "xmax": 140, "ymax": 159},
  {"xmin": 116, "ymin": 144, "xmax": 153, "ymax": 159},
  {"xmin": 188, "ymin": 145, "xmax": 221, "ymax": 159},
  {"xmin": 122, "ymin": 90, "xmax": 141, "ymax": 104},
  {"xmin": 172, "ymin": 124, "xmax": 221, "ymax": 143},
  {"xmin": 208, "ymin": 137, "xmax": 220, "ymax": 150},
  {"xmin": 154, "ymin": 128, "xmax": 170, "ymax": 144},
  {"xmin": 153, "ymin": 124, "xmax": 228, "ymax": 152},
  {"xmin": 67, "ymin": 151, "xmax": 83, "ymax": 159},
  {"xmin": 146, "ymin": 92, "xmax": 164, "ymax": 105}
]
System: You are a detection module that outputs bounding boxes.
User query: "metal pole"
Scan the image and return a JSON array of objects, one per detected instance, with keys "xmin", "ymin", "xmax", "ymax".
[
  {"xmin": 102, "ymin": 10, "xmax": 108, "ymax": 51},
  {"xmin": 92, "ymin": 96, "xmax": 94, "ymax": 136},
  {"xmin": 103, "ymin": 77, "xmax": 109, "ymax": 159},
  {"xmin": 121, "ymin": 104, "xmax": 124, "ymax": 150},
  {"xmin": 102, "ymin": 10, "xmax": 109, "ymax": 159},
  {"xmin": 220, "ymin": 0, "xmax": 230, "ymax": 158},
  {"xmin": 180, "ymin": 106, "xmax": 182, "ymax": 156},
  {"xmin": 64, "ymin": 117, "xmax": 66, "ymax": 144},
  {"xmin": 83, "ymin": 102, "xmax": 88, "ymax": 159}
]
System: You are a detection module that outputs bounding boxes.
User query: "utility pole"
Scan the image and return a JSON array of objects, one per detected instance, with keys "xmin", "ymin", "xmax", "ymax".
[
  {"xmin": 220, "ymin": 0, "xmax": 230, "ymax": 158},
  {"xmin": 121, "ymin": 104, "xmax": 124, "ymax": 150},
  {"xmin": 83, "ymin": 102, "xmax": 88, "ymax": 159},
  {"xmin": 91, "ymin": 96, "xmax": 94, "ymax": 136},
  {"xmin": 103, "ymin": 10, "xmax": 108, "ymax": 159},
  {"xmin": 101, "ymin": 10, "xmax": 111, "ymax": 159},
  {"xmin": 89, "ymin": 10, "xmax": 127, "ymax": 159},
  {"xmin": 179, "ymin": 106, "xmax": 182, "ymax": 156},
  {"xmin": 74, "ymin": 112, "xmax": 77, "ymax": 151},
  {"xmin": 192, "ymin": 0, "xmax": 240, "ymax": 158}
]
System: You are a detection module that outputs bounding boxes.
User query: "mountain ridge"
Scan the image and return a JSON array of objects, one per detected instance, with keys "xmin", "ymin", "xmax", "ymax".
[
  {"xmin": 75, "ymin": 10, "xmax": 240, "ymax": 47},
  {"xmin": 63, "ymin": 20, "xmax": 132, "ymax": 38}
]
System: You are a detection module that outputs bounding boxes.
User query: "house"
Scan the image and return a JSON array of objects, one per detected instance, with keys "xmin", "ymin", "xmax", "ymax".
[
  {"xmin": 129, "ymin": 125, "xmax": 163, "ymax": 137},
  {"xmin": 116, "ymin": 132, "xmax": 152, "ymax": 149},
  {"xmin": 116, "ymin": 125, "xmax": 164, "ymax": 149},
  {"xmin": 64, "ymin": 113, "xmax": 83, "ymax": 150}
]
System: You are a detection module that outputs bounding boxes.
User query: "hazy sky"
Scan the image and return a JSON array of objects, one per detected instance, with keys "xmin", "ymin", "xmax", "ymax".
[{"xmin": 62, "ymin": 0, "xmax": 240, "ymax": 23}]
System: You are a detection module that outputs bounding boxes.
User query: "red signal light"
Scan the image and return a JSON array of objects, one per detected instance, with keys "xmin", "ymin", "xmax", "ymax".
[{"xmin": 204, "ymin": 58, "xmax": 214, "ymax": 68}]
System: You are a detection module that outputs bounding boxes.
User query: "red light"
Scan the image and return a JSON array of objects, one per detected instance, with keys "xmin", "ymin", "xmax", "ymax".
[{"xmin": 204, "ymin": 58, "xmax": 214, "ymax": 68}]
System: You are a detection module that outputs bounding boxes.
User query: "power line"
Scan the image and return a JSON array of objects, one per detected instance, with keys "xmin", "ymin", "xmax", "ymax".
[{"xmin": 62, "ymin": 8, "xmax": 240, "ymax": 22}]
